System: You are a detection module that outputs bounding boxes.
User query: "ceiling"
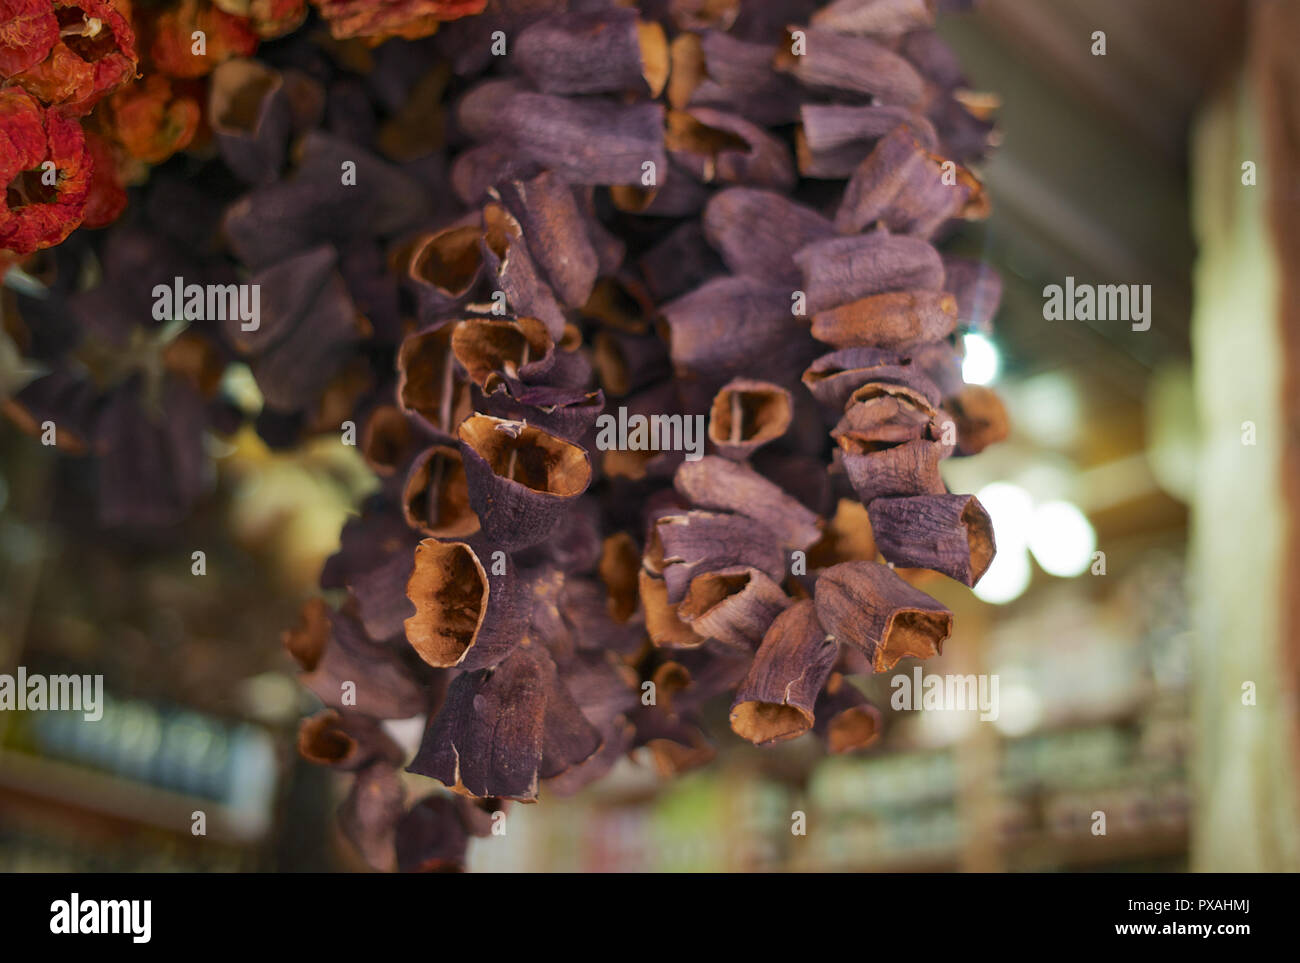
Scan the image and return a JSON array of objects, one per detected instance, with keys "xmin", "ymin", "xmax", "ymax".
[{"xmin": 935, "ymin": 0, "xmax": 1249, "ymax": 540}]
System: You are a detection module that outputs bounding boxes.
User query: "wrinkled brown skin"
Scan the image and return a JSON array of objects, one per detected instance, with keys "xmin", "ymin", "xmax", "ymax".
[
  {"xmin": 222, "ymin": 131, "xmax": 433, "ymax": 270},
  {"xmin": 679, "ymin": 31, "xmax": 805, "ymax": 126},
  {"xmin": 408, "ymin": 645, "xmax": 598, "ymax": 801},
  {"xmin": 496, "ymin": 171, "xmax": 599, "ymax": 308},
  {"xmin": 395, "ymin": 793, "xmax": 495, "ymax": 873},
  {"xmin": 401, "ymin": 445, "xmax": 480, "ymax": 538},
  {"xmin": 813, "ymin": 673, "xmax": 884, "ymax": 753},
  {"xmin": 802, "ymin": 346, "xmax": 942, "ymax": 410},
  {"xmin": 456, "ymin": 415, "xmax": 593, "ymax": 552},
  {"xmin": 706, "ymin": 377, "xmax": 793, "ymax": 459},
  {"xmin": 404, "ymin": 539, "xmax": 530, "ymax": 670},
  {"xmin": 944, "ymin": 385, "xmax": 1010, "ymax": 455},
  {"xmin": 730, "ymin": 600, "xmax": 839, "ymax": 745},
  {"xmin": 677, "ymin": 565, "xmax": 790, "ymax": 649},
  {"xmin": 339, "ymin": 763, "xmax": 406, "ymax": 872},
  {"xmin": 476, "ymin": 381, "xmax": 605, "ymax": 443},
  {"xmin": 242, "ymin": 245, "xmax": 370, "ymax": 410},
  {"xmin": 263, "ymin": 0, "xmax": 1008, "ymax": 865},
  {"xmin": 480, "ymin": 203, "xmax": 567, "ymax": 339},
  {"xmin": 662, "ymin": 274, "xmax": 820, "ymax": 389},
  {"xmin": 674, "ymin": 456, "xmax": 821, "ymax": 551},
  {"xmin": 776, "ymin": 25, "xmax": 927, "ymax": 105},
  {"xmin": 832, "ymin": 389, "xmax": 937, "ymax": 452},
  {"xmin": 450, "ymin": 315, "xmax": 554, "ymax": 388},
  {"xmin": 638, "ymin": 222, "xmax": 725, "ymax": 301},
  {"xmin": 794, "ymin": 230, "xmax": 945, "ymax": 314},
  {"xmin": 642, "ymin": 569, "xmax": 709, "ymax": 649},
  {"xmin": 841, "ymin": 437, "xmax": 948, "ymax": 505},
  {"xmin": 209, "ymin": 58, "xmax": 291, "ymax": 186},
  {"xmin": 404, "ymin": 217, "xmax": 486, "ymax": 323},
  {"xmin": 835, "ymin": 125, "xmax": 985, "ymax": 237},
  {"xmin": 298, "ymin": 709, "xmax": 404, "ymax": 771},
  {"xmin": 811, "ymin": 0, "xmax": 937, "ymax": 37},
  {"xmin": 284, "ymin": 599, "xmax": 428, "ymax": 719},
  {"xmin": 514, "ymin": 8, "xmax": 668, "ymax": 98},
  {"xmin": 658, "ymin": 510, "xmax": 786, "ymax": 601},
  {"xmin": 702, "ymin": 187, "xmax": 832, "ymax": 287},
  {"xmin": 811, "ymin": 289, "xmax": 959, "ymax": 350},
  {"xmin": 363, "ymin": 405, "xmax": 443, "ymax": 477},
  {"xmin": 868, "ymin": 493, "xmax": 995, "ymax": 587},
  {"xmin": 666, "ymin": 107, "xmax": 797, "ymax": 190},
  {"xmin": 501, "ymin": 91, "xmax": 667, "ymax": 186},
  {"xmin": 798, "ymin": 103, "xmax": 938, "ymax": 179},
  {"xmin": 814, "ymin": 561, "xmax": 952, "ymax": 671}
]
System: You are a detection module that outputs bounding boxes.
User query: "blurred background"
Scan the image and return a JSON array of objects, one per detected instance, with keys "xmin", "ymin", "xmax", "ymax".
[{"xmin": 2, "ymin": 0, "xmax": 1296, "ymax": 872}]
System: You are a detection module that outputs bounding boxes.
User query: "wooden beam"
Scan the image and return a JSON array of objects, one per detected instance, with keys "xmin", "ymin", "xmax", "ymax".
[{"xmin": 1187, "ymin": 0, "xmax": 1300, "ymax": 870}]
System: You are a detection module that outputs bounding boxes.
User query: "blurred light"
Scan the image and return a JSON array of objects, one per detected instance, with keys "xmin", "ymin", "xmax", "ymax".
[
  {"xmin": 973, "ymin": 542, "xmax": 1031, "ymax": 605},
  {"xmin": 0, "ymin": 519, "xmax": 42, "ymax": 564},
  {"xmin": 220, "ymin": 362, "xmax": 264, "ymax": 415},
  {"xmin": 973, "ymin": 482, "xmax": 1035, "ymax": 604},
  {"xmin": 1075, "ymin": 454, "xmax": 1155, "ymax": 513},
  {"xmin": 1028, "ymin": 500, "xmax": 1096, "ymax": 577},
  {"xmin": 1015, "ymin": 460, "xmax": 1075, "ymax": 506},
  {"xmin": 383, "ymin": 716, "xmax": 427, "ymax": 760},
  {"xmin": 1011, "ymin": 372, "xmax": 1079, "ymax": 447},
  {"xmin": 975, "ymin": 482, "xmax": 1034, "ymax": 550},
  {"xmin": 2, "ymin": 264, "xmax": 50, "ymax": 298},
  {"xmin": 238, "ymin": 672, "xmax": 302, "ymax": 724},
  {"xmin": 992, "ymin": 682, "xmax": 1043, "ymax": 736},
  {"xmin": 962, "ymin": 333, "xmax": 1000, "ymax": 385},
  {"xmin": 916, "ymin": 701, "xmax": 977, "ymax": 745}
]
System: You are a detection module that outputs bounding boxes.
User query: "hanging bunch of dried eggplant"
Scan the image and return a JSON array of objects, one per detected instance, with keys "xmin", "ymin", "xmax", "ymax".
[
  {"xmin": 280, "ymin": 0, "xmax": 1009, "ymax": 872},
  {"xmin": 2, "ymin": 0, "xmax": 1009, "ymax": 873}
]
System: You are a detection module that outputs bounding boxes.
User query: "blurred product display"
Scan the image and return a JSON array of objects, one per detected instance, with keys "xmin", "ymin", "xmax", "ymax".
[{"xmin": 3, "ymin": 0, "xmax": 1295, "ymax": 875}]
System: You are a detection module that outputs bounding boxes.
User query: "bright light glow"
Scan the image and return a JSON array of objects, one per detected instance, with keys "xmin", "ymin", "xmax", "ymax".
[
  {"xmin": 992, "ymin": 682, "xmax": 1043, "ymax": 736},
  {"xmin": 917, "ymin": 703, "xmax": 977, "ymax": 746},
  {"xmin": 975, "ymin": 482, "xmax": 1034, "ymax": 551},
  {"xmin": 220, "ymin": 362, "xmax": 264, "ymax": 414},
  {"xmin": 962, "ymin": 333, "xmax": 1000, "ymax": 385},
  {"xmin": 382, "ymin": 716, "xmax": 427, "ymax": 758},
  {"xmin": 1015, "ymin": 461, "xmax": 1075, "ymax": 506},
  {"xmin": 1013, "ymin": 372, "xmax": 1079, "ymax": 448},
  {"xmin": 973, "ymin": 482, "xmax": 1035, "ymax": 605},
  {"xmin": 1028, "ymin": 500, "xmax": 1096, "ymax": 577},
  {"xmin": 973, "ymin": 542, "xmax": 1031, "ymax": 605}
]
